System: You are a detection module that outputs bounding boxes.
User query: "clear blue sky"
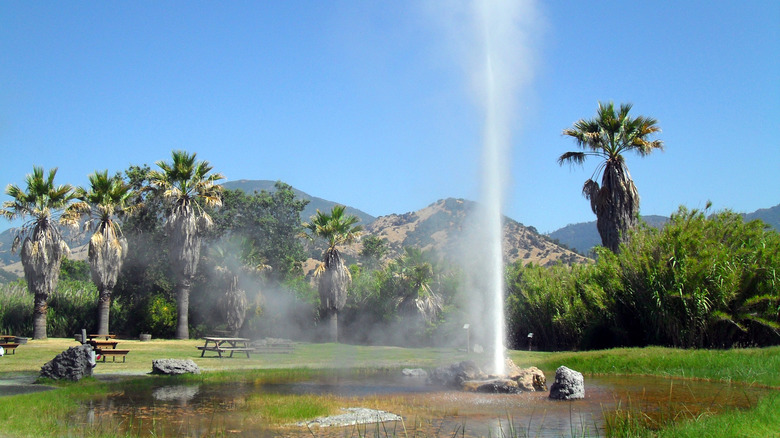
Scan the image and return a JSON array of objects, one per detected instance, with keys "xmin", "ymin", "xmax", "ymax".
[{"xmin": 2, "ymin": 1, "xmax": 778, "ymax": 234}]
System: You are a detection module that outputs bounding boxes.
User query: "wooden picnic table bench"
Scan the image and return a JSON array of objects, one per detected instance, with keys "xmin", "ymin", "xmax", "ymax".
[
  {"xmin": 88, "ymin": 334, "xmax": 117, "ymax": 340},
  {"xmin": 0, "ymin": 335, "xmax": 16, "ymax": 342},
  {"xmin": 198, "ymin": 337, "xmax": 253, "ymax": 358},
  {"xmin": 89, "ymin": 340, "xmax": 120, "ymax": 349},
  {"xmin": 95, "ymin": 348, "xmax": 129, "ymax": 362},
  {"xmin": 0, "ymin": 343, "xmax": 19, "ymax": 355},
  {"xmin": 251, "ymin": 340, "xmax": 295, "ymax": 354}
]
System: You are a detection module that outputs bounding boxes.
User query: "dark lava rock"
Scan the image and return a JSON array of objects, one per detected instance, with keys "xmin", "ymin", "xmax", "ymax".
[
  {"xmin": 151, "ymin": 359, "xmax": 201, "ymax": 375},
  {"xmin": 40, "ymin": 344, "xmax": 95, "ymax": 381},
  {"xmin": 429, "ymin": 360, "xmax": 487, "ymax": 388},
  {"xmin": 549, "ymin": 366, "xmax": 584, "ymax": 400},
  {"xmin": 463, "ymin": 378, "xmax": 520, "ymax": 393}
]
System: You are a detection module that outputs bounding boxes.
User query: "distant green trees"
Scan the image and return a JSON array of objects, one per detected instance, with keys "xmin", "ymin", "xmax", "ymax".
[
  {"xmin": 506, "ymin": 206, "xmax": 780, "ymax": 349},
  {"xmin": 2, "ymin": 151, "xmax": 778, "ymax": 352}
]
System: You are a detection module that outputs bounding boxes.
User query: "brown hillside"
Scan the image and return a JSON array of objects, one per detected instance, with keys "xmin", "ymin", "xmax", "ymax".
[{"xmin": 304, "ymin": 198, "xmax": 589, "ymax": 277}]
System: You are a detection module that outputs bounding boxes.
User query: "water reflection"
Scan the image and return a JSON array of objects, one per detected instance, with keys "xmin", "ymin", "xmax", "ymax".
[
  {"xmin": 152, "ymin": 384, "xmax": 200, "ymax": 403},
  {"xmin": 75, "ymin": 372, "xmax": 771, "ymax": 437}
]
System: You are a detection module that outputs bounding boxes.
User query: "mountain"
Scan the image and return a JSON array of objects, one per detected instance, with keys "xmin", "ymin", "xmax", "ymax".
[
  {"xmin": 548, "ymin": 215, "xmax": 668, "ymax": 255},
  {"xmin": 222, "ymin": 180, "xmax": 376, "ymax": 225},
  {"xmin": 549, "ymin": 204, "xmax": 780, "ymax": 255},
  {"xmin": 346, "ymin": 198, "xmax": 588, "ymax": 267},
  {"xmin": 745, "ymin": 204, "xmax": 780, "ymax": 231}
]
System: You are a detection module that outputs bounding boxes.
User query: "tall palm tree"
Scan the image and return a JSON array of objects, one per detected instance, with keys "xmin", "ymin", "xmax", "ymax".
[
  {"xmin": 302, "ymin": 205, "xmax": 362, "ymax": 342},
  {"xmin": 72, "ymin": 170, "xmax": 136, "ymax": 335},
  {"xmin": 1, "ymin": 167, "xmax": 79, "ymax": 339},
  {"xmin": 558, "ymin": 102, "xmax": 663, "ymax": 252},
  {"xmin": 148, "ymin": 150, "xmax": 224, "ymax": 339}
]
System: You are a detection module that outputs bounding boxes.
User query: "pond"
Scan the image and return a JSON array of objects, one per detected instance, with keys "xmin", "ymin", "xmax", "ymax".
[{"xmin": 75, "ymin": 370, "xmax": 770, "ymax": 437}]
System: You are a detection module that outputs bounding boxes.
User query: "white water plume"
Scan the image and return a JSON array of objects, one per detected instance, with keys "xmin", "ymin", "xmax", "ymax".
[
  {"xmin": 434, "ymin": 0, "xmax": 540, "ymax": 375},
  {"xmin": 476, "ymin": 0, "xmax": 539, "ymax": 376}
]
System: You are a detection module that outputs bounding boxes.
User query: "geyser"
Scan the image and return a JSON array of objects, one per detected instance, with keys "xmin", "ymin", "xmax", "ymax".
[{"xmin": 471, "ymin": 0, "xmax": 538, "ymax": 375}]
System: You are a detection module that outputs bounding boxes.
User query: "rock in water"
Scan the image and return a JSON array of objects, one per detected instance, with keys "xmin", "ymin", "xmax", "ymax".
[
  {"xmin": 516, "ymin": 367, "xmax": 547, "ymax": 392},
  {"xmin": 549, "ymin": 366, "xmax": 584, "ymax": 400},
  {"xmin": 462, "ymin": 378, "xmax": 520, "ymax": 393},
  {"xmin": 40, "ymin": 345, "xmax": 95, "ymax": 381},
  {"xmin": 428, "ymin": 360, "xmax": 487, "ymax": 388},
  {"xmin": 402, "ymin": 368, "xmax": 428, "ymax": 378},
  {"xmin": 151, "ymin": 359, "xmax": 201, "ymax": 375},
  {"xmin": 505, "ymin": 359, "xmax": 547, "ymax": 392}
]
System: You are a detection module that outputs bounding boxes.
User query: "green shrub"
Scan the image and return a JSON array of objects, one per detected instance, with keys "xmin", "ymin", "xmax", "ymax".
[
  {"xmin": 0, "ymin": 279, "xmax": 122, "ymax": 337},
  {"xmin": 602, "ymin": 207, "xmax": 779, "ymax": 347},
  {"xmin": 46, "ymin": 279, "xmax": 99, "ymax": 337},
  {"xmin": 143, "ymin": 294, "xmax": 177, "ymax": 338},
  {"xmin": 506, "ymin": 262, "xmax": 607, "ymax": 350}
]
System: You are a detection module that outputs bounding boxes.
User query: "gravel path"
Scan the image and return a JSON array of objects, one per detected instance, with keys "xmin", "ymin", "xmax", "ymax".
[{"xmin": 298, "ymin": 407, "xmax": 402, "ymax": 428}]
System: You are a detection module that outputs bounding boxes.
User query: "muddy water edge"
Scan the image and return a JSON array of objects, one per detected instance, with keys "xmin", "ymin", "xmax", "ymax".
[{"xmin": 70, "ymin": 369, "xmax": 773, "ymax": 437}]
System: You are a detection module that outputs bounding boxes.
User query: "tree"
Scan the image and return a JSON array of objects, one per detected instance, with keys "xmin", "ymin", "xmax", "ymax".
[
  {"xmin": 302, "ymin": 205, "xmax": 362, "ymax": 342},
  {"xmin": 211, "ymin": 182, "xmax": 309, "ymax": 284},
  {"xmin": 359, "ymin": 235, "xmax": 388, "ymax": 269},
  {"xmin": 393, "ymin": 247, "xmax": 442, "ymax": 324},
  {"xmin": 113, "ymin": 164, "xmax": 173, "ymax": 336},
  {"xmin": 558, "ymin": 102, "xmax": 663, "ymax": 252},
  {"xmin": 1, "ymin": 167, "xmax": 79, "ymax": 339},
  {"xmin": 72, "ymin": 170, "xmax": 136, "ymax": 335},
  {"xmin": 148, "ymin": 151, "xmax": 224, "ymax": 339}
]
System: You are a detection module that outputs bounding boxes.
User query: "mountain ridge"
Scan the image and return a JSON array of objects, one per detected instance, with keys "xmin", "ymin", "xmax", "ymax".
[{"xmin": 549, "ymin": 204, "xmax": 780, "ymax": 255}]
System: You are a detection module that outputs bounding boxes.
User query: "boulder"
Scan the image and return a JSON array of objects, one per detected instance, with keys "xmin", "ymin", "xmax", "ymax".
[
  {"xmin": 40, "ymin": 344, "xmax": 95, "ymax": 381},
  {"xmin": 402, "ymin": 368, "xmax": 428, "ymax": 378},
  {"xmin": 503, "ymin": 359, "xmax": 546, "ymax": 392},
  {"xmin": 514, "ymin": 366, "xmax": 547, "ymax": 392},
  {"xmin": 428, "ymin": 360, "xmax": 486, "ymax": 388},
  {"xmin": 463, "ymin": 378, "xmax": 520, "ymax": 394},
  {"xmin": 151, "ymin": 359, "xmax": 201, "ymax": 375},
  {"xmin": 549, "ymin": 366, "xmax": 584, "ymax": 400}
]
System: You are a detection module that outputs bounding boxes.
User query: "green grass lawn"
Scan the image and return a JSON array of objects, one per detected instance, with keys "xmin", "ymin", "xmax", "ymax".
[{"xmin": 0, "ymin": 339, "xmax": 778, "ymax": 437}]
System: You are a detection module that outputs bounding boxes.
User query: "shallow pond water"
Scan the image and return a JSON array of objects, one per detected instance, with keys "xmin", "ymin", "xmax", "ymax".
[{"xmin": 75, "ymin": 371, "xmax": 772, "ymax": 437}]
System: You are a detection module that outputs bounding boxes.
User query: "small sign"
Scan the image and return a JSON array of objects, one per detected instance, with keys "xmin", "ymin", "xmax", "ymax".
[{"xmin": 463, "ymin": 324, "xmax": 470, "ymax": 329}]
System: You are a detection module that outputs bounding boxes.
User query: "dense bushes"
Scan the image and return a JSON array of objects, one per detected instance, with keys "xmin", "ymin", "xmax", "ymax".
[
  {"xmin": 506, "ymin": 207, "xmax": 780, "ymax": 350},
  {"xmin": 0, "ymin": 278, "xmax": 121, "ymax": 337}
]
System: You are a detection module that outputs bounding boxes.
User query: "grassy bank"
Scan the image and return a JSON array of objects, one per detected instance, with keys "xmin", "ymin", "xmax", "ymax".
[
  {"xmin": 510, "ymin": 346, "xmax": 780, "ymax": 388},
  {"xmin": 0, "ymin": 339, "xmax": 778, "ymax": 436}
]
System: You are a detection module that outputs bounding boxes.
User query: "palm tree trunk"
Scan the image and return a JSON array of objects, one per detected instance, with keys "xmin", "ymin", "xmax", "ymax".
[
  {"xmin": 175, "ymin": 277, "xmax": 192, "ymax": 339},
  {"xmin": 97, "ymin": 288, "xmax": 111, "ymax": 335},
  {"xmin": 326, "ymin": 310, "xmax": 338, "ymax": 343},
  {"xmin": 33, "ymin": 294, "xmax": 48, "ymax": 340}
]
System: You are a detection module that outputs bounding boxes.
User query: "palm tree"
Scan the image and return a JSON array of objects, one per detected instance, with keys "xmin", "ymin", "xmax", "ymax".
[
  {"xmin": 1, "ymin": 167, "xmax": 79, "ymax": 339},
  {"xmin": 558, "ymin": 102, "xmax": 663, "ymax": 252},
  {"xmin": 394, "ymin": 247, "xmax": 443, "ymax": 324},
  {"xmin": 208, "ymin": 238, "xmax": 268, "ymax": 337},
  {"xmin": 302, "ymin": 205, "xmax": 362, "ymax": 342},
  {"xmin": 148, "ymin": 150, "xmax": 224, "ymax": 339},
  {"xmin": 72, "ymin": 170, "xmax": 136, "ymax": 335}
]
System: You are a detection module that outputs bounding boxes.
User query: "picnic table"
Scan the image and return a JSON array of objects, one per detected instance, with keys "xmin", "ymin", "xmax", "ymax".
[
  {"xmin": 0, "ymin": 335, "xmax": 19, "ymax": 355},
  {"xmin": 88, "ymin": 334, "xmax": 117, "ymax": 340},
  {"xmin": 87, "ymin": 338, "xmax": 128, "ymax": 362},
  {"xmin": 88, "ymin": 340, "xmax": 120, "ymax": 349},
  {"xmin": 198, "ymin": 337, "xmax": 253, "ymax": 358}
]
